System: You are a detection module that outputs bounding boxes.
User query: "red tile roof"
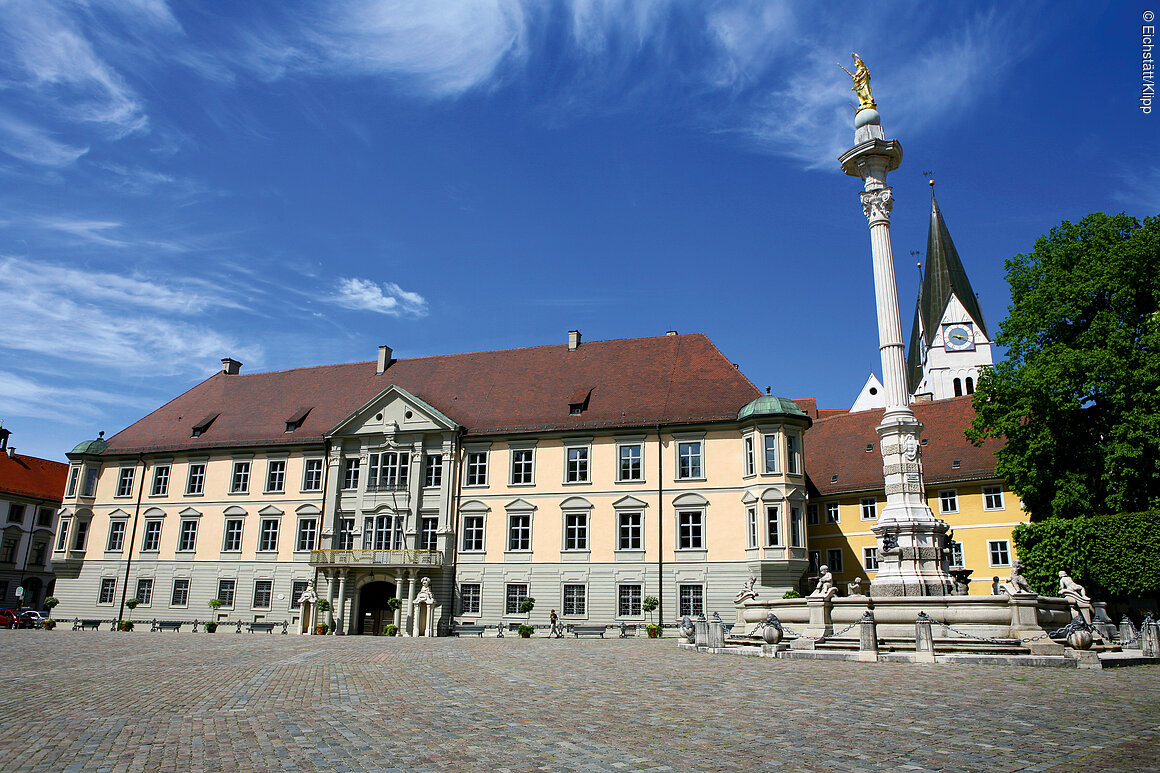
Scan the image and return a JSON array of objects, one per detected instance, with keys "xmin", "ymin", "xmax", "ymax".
[
  {"xmin": 0, "ymin": 452, "xmax": 68, "ymax": 503},
  {"xmin": 805, "ymin": 396, "xmax": 1004, "ymax": 496},
  {"xmin": 104, "ymin": 334, "xmax": 762, "ymax": 455}
]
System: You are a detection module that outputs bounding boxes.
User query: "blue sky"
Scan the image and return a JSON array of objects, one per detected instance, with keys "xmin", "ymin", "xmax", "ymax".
[{"xmin": 1, "ymin": 1, "xmax": 1154, "ymax": 462}]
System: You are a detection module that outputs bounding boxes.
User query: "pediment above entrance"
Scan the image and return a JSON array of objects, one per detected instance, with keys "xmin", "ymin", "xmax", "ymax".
[{"xmin": 328, "ymin": 385, "xmax": 458, "ymax": 440}]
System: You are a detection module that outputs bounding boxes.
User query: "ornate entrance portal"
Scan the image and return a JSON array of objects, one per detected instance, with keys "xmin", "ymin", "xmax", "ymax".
[{"xmin": 358, "ymin": 581, "xmax": 398, "ymax": 635}]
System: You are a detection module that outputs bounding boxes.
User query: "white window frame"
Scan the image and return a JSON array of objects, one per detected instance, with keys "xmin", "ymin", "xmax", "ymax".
[
  {"xmin": 563, "ymin": 512, "xmax": 588, "ymax": 551},
  {"xmin": 461, "ymin": 514, "xmax": 485, "ymax": 552},
  {"xmin": 677, "ymin": 510, "xmax": 704, "ymax": 550},
  {"xmin": 141, "ymin": 520, "xmax": 162, "ymax": 552},
  {"xmin": 258, "ymin": 518, "xmax": 279, "ymax": 552},
  {"xmin": 678, "ymin": 584, "xmax": 704, "ymax": 617},
  {"xmin": 863, "ymin": 546, "xmax": 879, "ymax": 571},
  {"xmin": 266, "ymin": 460, "xmax": 287, "ymax": 493},
  {"xmin": 252, "ymin": 579, "xmax": 273, "ymax": 609},
  {"xmin": 950, "ymin": 541, "xmax": 965, "ymax": 567},
  {"xmin": 170, "ymin": 578, "xmax": 190, "ymax": 607},
  {"xmin": 860, "ymin": 498, "xmax": 877, "ymax": 521},
  {"xmin": 186, "ymin": 463, "xmax": 206, "ymax": 495},
  {"xmin": 301, "ymin": 459, "xmax": 323, "ymax": 492},
  {"xmin": 419, "ymin": 516, "xmax": 438, "ymax": 551},
  {"xmin": 762, "ymin": 434, "xmax": 779, "ymax": 474},
  {"xmin": 230, "ymin": 461, "xmax": 250, "ymax": 494},
  {"xmin": 106, "ymin": 521, "xmax": 126, "ymax": 552},
  {"xmin": 765, "ymin": 505, "xmax": 781, "ymax": 547},
  {"xmin": 786, "ymin": 433, "xmax": 801, "ymax": 475},
  {"xmin": 217, "ymin": 579, "xmax": 236, "ymax": 607},
  {"xmin": 988, "ymin": 540, "xmax": 1011, "ymax": 568},
  {"xmin": 510, "ymin": 448, "xmax": 535, "ymax": 486},
  {"xmin": 424, "ymin": 454, "xmax": 443, "ymax": 488},
  {"xmin": 222, "ymin": 519, "xmax": 243, "ymax": 552},
  {"xmin": 746, "ymin": 506, "xmax": 758, "ymax": 549},
  {"xmin": 150, "ymin": 465, "xmax": 170, "ymax": 497},
  {"xmin": 562, "ymin": 584, "xmax": 587, "ymax": 617},
  {"xmin": 465, "ymin": 451, "xmax": 488, "ymax": 487},
  {"xmin": 505, "ymin": 583, "xmax": 529, "ymax": 615},
  {"xmin": 342, "ymin": 458, "xmax": 360, "ymax": 490},
  {"xmin": 743, "ymin": 435, "xmax": 755, "ymax": 477},
  {"xmin": 983, "ymin": 486, "xmax": 1005, "ymax": 511},
  {"xmin": 565, "ymin": 444, "xmax": 590, "ymax": 484},
  {"xmin": 617, "ymin": 442, "xmax": 644, "ymax": 482},
  {"xmin": 296, "ymin": 518, "xmax": 317, "ymax": 552},
  {"xmin": 938, "ymin": 490, "xmax": 958, "ymax": 514},
  {"xmin": 177, "ymin": 519, "xmax": 198, "ymax": 552},
  {"xmin": 618, "ymin": 584, "xmax": 642, "ymax": 617},
  {"xmin": 825, "ymin": 502, "xmax": 840, "ymax": 523},
  {"xmin": 507, "ymin": 513, "xmax": 531, "ymax": 552},
  {"xmin": 55, "ymin": 520, "xmax": 70, "ymax": 552},
  {"xmin": 676, "ymin": 440, "xmax": 704, "ymax": 480},
  {"xmin": 460, "ymin": 583, "xmax": 481, "ymax": 615},
  {"xmin": 790, "ymin": 506, "xmax": 803, "ymax": 547},
  {"xmin": 115, "ymin": 467, "xmax": 135, "ymax": 498},
  {"xmin": 98, "ymin": 578, "xmax": 117, "ymax": 605},
  {"xmin": 66, "ymin": 467, "xmax": 80, "ymax": 498},
  {"xmin": 136, "ymin": 578, "xmax": 154, "ymax": 606}
]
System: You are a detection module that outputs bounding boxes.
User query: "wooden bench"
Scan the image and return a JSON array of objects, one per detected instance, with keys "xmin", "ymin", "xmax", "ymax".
[
  {"xmin": 153, "ymin": 620, "xmax": 183, "ymax": 632},
  {"xmin": 572, "ymin": 624, "xmax": 607, "ymax": 638},
  {"xmin": 453, "ymin": 624, "xmax": 487, "ymax": 637},
  {"xmin": 78, "ymin": 619, "xmax": 103, "ymax": 631},
  {"xmin": 248, "ymin": 622, "xmax": 277, "ymax": 634}
]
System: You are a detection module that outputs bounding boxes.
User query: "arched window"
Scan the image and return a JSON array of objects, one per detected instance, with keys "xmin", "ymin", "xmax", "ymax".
[
  {"xmin": 965, "ymin": 377, "xmax": 975, "ymax": 395},
  {"xmin": 953, "ymin": 378, "xmax": 963, "ymax": 397}
]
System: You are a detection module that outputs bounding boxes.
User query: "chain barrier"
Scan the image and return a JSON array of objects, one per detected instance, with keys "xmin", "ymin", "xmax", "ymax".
[
  {"xmin": 920, "ymin": 613, "xmax": 1098, "ymax": 645},
  {"xmin": 779, "ymin": 618, "xmax": 861, "ymax": 642}
]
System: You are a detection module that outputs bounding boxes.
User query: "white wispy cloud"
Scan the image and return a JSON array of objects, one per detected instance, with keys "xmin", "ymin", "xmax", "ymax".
[
  {"xmin": 330, "ymin": 277, "xmax": 428, "ymax": 317},
  {"xmin": 0, "ymin": 111, "xmax": 89, "ymax": 167},
  {"xmin": 0, "ymin": 256, "xmax": 260, "ymax": 376},
  {"xmin": 0, "ymin": 370, "xmax": 147, "ymax": 425}
]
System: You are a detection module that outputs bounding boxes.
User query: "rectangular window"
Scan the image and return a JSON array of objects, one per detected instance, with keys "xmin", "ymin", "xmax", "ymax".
[
  {"xmin": 171, "ymin": 579, "xmax": 189, "ymax": 607},
  {"xmin": 505, "ymin": 583, "xmax": 528, "ymax": 615},
  {"xmin": 150, "ymin": 465, "xmax": 170, "ymax": 496},
  {"xmin": 460, "ymin": 583, "xmax": 481, "ymax": 614},
  {"xmin": 369, "ymin": 452, "xmax": 408, "ymax": 490},
  {"xmin": 678, "ymin": 585, "xmax": 704, "ymax": 617},
  {"xmin": 787, "ymin": 434, "xmax": 800, "ymax": 475},
  {"xmin": 863, "ymin": 547, "xmax": 879, "ymax": 571},
  {"xmin": 106, "ymin": 519, "xmax": 125, "ymax": 550},
  {"xmin": 618, "ymin": 512, "xmax": 642, "ymax": 550},
  {"xmin": 82, "ymin": 467, "xmax": 98, "ymax": 497},
  {"xmin": 291, "ymin": 580, "xmax": 309, "ymax": 609},
  {"xmin": 564, "ymin": 513, "xmax": 588, "ymax": 550},
  {"xmin": 230, "ymin": 461, "xmax": 250, "ymax": 494},
  {"xmin": 72, "ymin": 520, "xmax": 89, "ymax": 551},
  {"xmin": 826, "ymin": 502, "xmax": 840, "ymax": 523},
  {"xmin": 508, "ymin": 514, "xmax": 531, "ymax": 551},
  {"xmin": 790, "ymin": 506, "xmax": 803, "ymax": 547},
  {"xmin": 677, "ymin": 441, "xmax": 703, "ymax": 479},
  {"xmin": 826, "ymin": 548, "xmax": 844, "ymax": 574},
  {"xmin": 217, "ymin": 579, "xmax": 235, "ymax": 607},
  {"xmin": 419, "ymin": 517, "xmax": 438, "ymax": 551},
  {"xmin": 342, "ymin": 458, "xmax": 360, "ymax": 490},
  {"xmin": 950, "ymin": 541, "xmax": 964, "ymax": 567},
  {"xmin": 424, "ymin": 454, "xmax": 443, "ymax": 488},
  {"xmin": 989, "ymin": 540, "xmax": 1011, "ymax": 567},
  {"xmin": 765, "ymin": 506, "xmax": 780, "ymax": 546},
  {"xmin": 266, "ymin": 460, "xmax": 286, "ymax": 493},
  {"xmin": 98, "ymin": 578, "xmax": 117, "ymax": 604},
  {"xmin": 222, "ymin": 519, "xmax": 243, "ymax": 552},
  {"xmin": 860, "ymin": 498, "xmax": 877, "ymax": 521},
  {"xmin": 462, "ymin": 515, "xmax": 485, "ymax": 551},
  {"xmin": 178, "ymin": 520, "xmax": 198, "ymax": 552},
  {"xmin": 186, "ymin": 463, "xmax": 205, "ymax": 495},
  {"xmin": 142, "ymin": 521, "xmax": 162, "ymax": 552},
  {"xmin": 939, "ymin": 490, "xmax": 958, "ymax": 514},
  {"xmin": 746, "ymin": 507, "xmax": 757, "ymax": 549},
  {"xmin": 136, "ymin": 578, "xmax": 153, "ymax": 605},
  {"xmin": 618, "ymin": 584, "xmax": 642, "ymax": 617},
  {"xmin": 38, "ymin": 507, "xmax": 53, "ymax": 527},
  {"xmin": 677, "ymin": 511, "xmax": 704, "ymax": 549},
  {"xmin": 565, "ymin": 446, "xmax": 589, "ymax": 483},
  {"xmin": 55, "ymin": 521, "xmax": 69, "ymax": 551},
  {"xmin": 511, "ymin": 449, "xmax": 534, "ymax": 485},
  {"xmin": 744, "ymin": 436, "xmax": 755, "ymax": 477},
  {"xmin": 1, "ymin": 538, "xmax": 17, "ymax": 563},
  {"xmin": 618, "ymin": 444, "xmax": 643, "ymax": 481},
  {"xmin": 116, "ymin": 467, "xmax": 135, "ymax": 497},
  {"xmin": 252, "ymin": 580, "xmax": 272, "ymax": 609},
  {"xmin": 763, "ymin": 435, "xmax": 778, "ymax": 474},
  {"xmin": 302, "ymin": 459, "xmax": 323, "ymax": 492},
  {"xmin": 562, "ymin": 584, "xmax": 586, "ymax": 616},
  {"xmin": 296, "ymin": 519, "xmax": 317, "ymax": 552},
  {"xmin": 465, "ymin": 452, "xmax": 488, "ymax": 486},
  {"xmin": 31, "ymin": 542, "xmax": 46, "ymax": 565},
  {"xmin": 983, "ymin": 486, "xmax": 1005, "ymax": 510},
  {"xmin": 258, "ymin": 519, "xmax": 279, "ymax": 552},
  {"xmin": 337, "ymin": 518, "xmax": 355, "ymax": 550},
  {"xmin": 806, "ymin": 504, "xmax": 819, "ymax": 525},
  {"xmin": 4, "ymin": 504, "xmax": 22, "ymax": 523},
  {"xmin": 66, "ymin": 467, "xmax": 79, "ymax": 498}
]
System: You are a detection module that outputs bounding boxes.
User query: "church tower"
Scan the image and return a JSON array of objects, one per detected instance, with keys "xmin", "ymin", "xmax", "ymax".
[{"xmin": 906, "ymin": 183, "xmax": 993, "ymax": 400}]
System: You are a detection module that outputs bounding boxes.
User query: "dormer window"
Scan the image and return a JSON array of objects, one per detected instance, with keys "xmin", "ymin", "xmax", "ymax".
[
  {"xmin": 568, "ymin": 388, "xmax": 592, "ymax": 416},
  {"xmin": 191, "ymin": 413, "xmax": 219, "ymax": 438},
  {"xmin": 285, "ymin": 407, "xmax": 312, "ymax": 433}
]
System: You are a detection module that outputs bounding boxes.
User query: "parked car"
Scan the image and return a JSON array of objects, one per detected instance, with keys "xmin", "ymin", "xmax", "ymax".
[
  {"xmin": 0, "ymin": 609, "xmax": 21, "ymax": 628},
  {"xmin": 18, "ymin": 610, "xmax": 45, "ymax": 628}
]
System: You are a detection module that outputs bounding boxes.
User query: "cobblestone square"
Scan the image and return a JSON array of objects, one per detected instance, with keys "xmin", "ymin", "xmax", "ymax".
[{"xmin": 1, "ymin": 630, "xmax": 1157, "ymax": 772}]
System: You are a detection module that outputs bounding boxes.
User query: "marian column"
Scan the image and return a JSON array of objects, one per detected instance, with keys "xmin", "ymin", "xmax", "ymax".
[{"xmin": 837, "ymin": 54, "xmax": 951, "ymax": 596}]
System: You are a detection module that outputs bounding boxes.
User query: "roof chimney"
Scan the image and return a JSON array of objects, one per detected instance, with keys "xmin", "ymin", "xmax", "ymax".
[
  {"xmin": 5, "ymin": 447, "xmax": 13, "ymax": 458},
  {"xmin": 666, "ymin": 330, "xmax": 677, "ymax": 336},
  {"xmin": 568, "ymin": 330, "xmax": 581, "ymax": 351},
  {"xmin": 221, "ymin": 358, "xmax": 242, "ymax": 375},
  {"xmin": 377, "ymin": 345, "xmax": 393, "ymax": 375}
]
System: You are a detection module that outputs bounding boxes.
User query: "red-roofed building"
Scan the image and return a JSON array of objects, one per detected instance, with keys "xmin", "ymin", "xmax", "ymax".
[
  {"xmin": 0, "ymin": 427, "xmax": 68, "ymax": 610},
  {"xmin": 52, "ymin": 333, "xmax": 815, "ymax": 632}
]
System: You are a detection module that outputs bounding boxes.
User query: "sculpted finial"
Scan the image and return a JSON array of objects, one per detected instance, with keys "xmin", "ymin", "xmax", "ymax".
[{"xmin": 839, "ymin": 52, "xmax": 876, "ymax": 112}]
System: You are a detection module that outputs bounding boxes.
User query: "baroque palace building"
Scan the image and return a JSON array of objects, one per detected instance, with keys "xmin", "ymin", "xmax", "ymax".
[{"xmin": 52, "ymin": 332, "xmax": 814, "ymax": 634}]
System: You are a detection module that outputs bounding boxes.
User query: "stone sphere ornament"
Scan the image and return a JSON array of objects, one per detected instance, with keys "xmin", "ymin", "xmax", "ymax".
[
  {"xmin": 1067, "ymin": 628, "xmax": 1094, "ymax": 651},
  {"xmin": 762, "ymin": 624, "xmax": 782, "ymax": 645}
]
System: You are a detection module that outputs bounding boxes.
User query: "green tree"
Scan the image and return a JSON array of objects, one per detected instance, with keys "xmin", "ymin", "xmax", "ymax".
[{"xmin": 967, "ymin": 213, "xmax": 1160, "ymax": 519}]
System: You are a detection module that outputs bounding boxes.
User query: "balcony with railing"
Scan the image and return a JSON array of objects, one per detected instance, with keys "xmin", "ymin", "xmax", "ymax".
[{"xmin": 310, "ymin": 549, "xmax": 443, "ymax": 568}]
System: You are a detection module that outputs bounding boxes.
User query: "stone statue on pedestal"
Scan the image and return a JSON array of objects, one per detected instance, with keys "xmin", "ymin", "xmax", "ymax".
[
  {"xmin": 810, "ymin": 565, "xmax": 837, "ymax": 601},
  {"xmin": 1059, "ymin": 570, "xmax": 1095, "ymax": 624},
  {"xmin": 997, "ymin": 560, "xmax": 1035, "ymax": 595},
  {"xmin": 734, "ymin": 577, "xmax": 758, "ymax": 604},
  {"xmin": 839, "ymin": 52, "xmax": 877, "ymax": 112}
]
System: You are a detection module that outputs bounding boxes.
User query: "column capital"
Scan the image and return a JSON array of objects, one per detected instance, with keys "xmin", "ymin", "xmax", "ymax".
[{"xmin": 860, "ymin": 187, "xmax": 893, "ymax": 224}]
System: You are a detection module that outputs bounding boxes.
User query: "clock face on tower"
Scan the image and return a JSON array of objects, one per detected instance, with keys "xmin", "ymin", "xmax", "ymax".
[{"xmin": 943, "ymin": 324, "xmax": 975, "ymax": 352}]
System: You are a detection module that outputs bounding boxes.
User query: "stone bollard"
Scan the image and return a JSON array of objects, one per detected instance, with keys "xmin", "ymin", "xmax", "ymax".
[
  {"xmin": 914, "ymin": 612, "xmax": 935, "ymax": 663},
  {"xmin": 858, "ymin": 610, "xmax": 879, "ymax": 662},
  {"xmin": 693, "ymin": 615, "xmax": 709, "ymax": 647},
  {"xmin": 707, "ymin": 617, "xmax": 725, "ymax": 649},
  {"xmin": 1143, "ymin": 617, "xmax": 1160, "ymax": 658},
  {"xmin": 1120, "ymin": 615, "xmax": 1140, "ymax": 649}
]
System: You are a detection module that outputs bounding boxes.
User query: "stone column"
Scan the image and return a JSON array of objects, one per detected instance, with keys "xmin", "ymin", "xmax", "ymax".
[
  {"xmin": 335, "ymin": 571, "xmax": 347, "ymax": 635},
  {"xmin": 838, "ymin": 98, "xmax": 951, "ymax": 598},
  {"xmin": 404, "ymin": 570, "xmax": 417, "ymax": 637},
  {"xmin": 394, "ymin": 572, "xmax": 405, "ymax": 630},
  {"xmin": 914, "ymin": 612, "xmax": 935, "ymax": 663},
  {"xmin": 325, "ymin": 571, "xmax": 337, "ymax": 633},
  {"xmin": 857, "ymin": 610, "xmax": 879, "ymax": 662}
]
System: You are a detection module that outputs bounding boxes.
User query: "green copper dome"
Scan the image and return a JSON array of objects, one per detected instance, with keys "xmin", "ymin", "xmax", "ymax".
[
  {"xmin": 70, "ymin": 433, "xmax": 108, "ymax": 455},
  {"xmin": 737, "ymin": 395, "xmax": 805, "ymax": 421}
]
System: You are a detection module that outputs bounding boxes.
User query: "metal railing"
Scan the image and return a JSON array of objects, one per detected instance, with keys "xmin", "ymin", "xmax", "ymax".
[
  {"xmin": 365, "ymin": 480, "xmax": 408, "ymax": 493},
  {"xmin": 309, "ymin": 549, "xmax": 443, "ymax": 567}
]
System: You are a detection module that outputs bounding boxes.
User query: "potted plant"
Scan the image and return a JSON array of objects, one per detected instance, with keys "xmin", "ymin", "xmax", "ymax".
[
  {"xmin": 519, "ymin": 595, "xmax": 535, "ymax": 623},
  {"xmin": 208, "ymin": 598, "xmax": 223, "ymax": 614},
  {"xmin": 43, "ymin": 618, "xmax": 56, "ymax": 630},
  {"xmin": 315, "ymin": 622, "xmax": 329, "ymax": 635},
  {"xmin": 517, "ymin": 624, "xmax": 534, "ymax": 638},
  {"xmin": 386, "ymin": 597, "xmax": 402, "ymax": 613},
  {"xmin": 642, "ymin": 595, "xmax": 659, "ymax": 625},
  {"xmin": 45, "ymin": 596, "xmax": 59, "ymax": 615},
  {"xmin": 384, "ymin": 624, "xmax": 399, "ymax": 636},
  {"xmin": 315, "ymin": 599, "xmax": 332, "ymax": 633},
  {"xmin": 647, "ymin": 624, "xmax": 662, "ymax": 639},
  {"xmin": 205, "ymin": 621, "xmax": 218, "ymax": 633},
  {"xmin": 119, "ymin": 619, "xmax": 134, "ymax": 631}
]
